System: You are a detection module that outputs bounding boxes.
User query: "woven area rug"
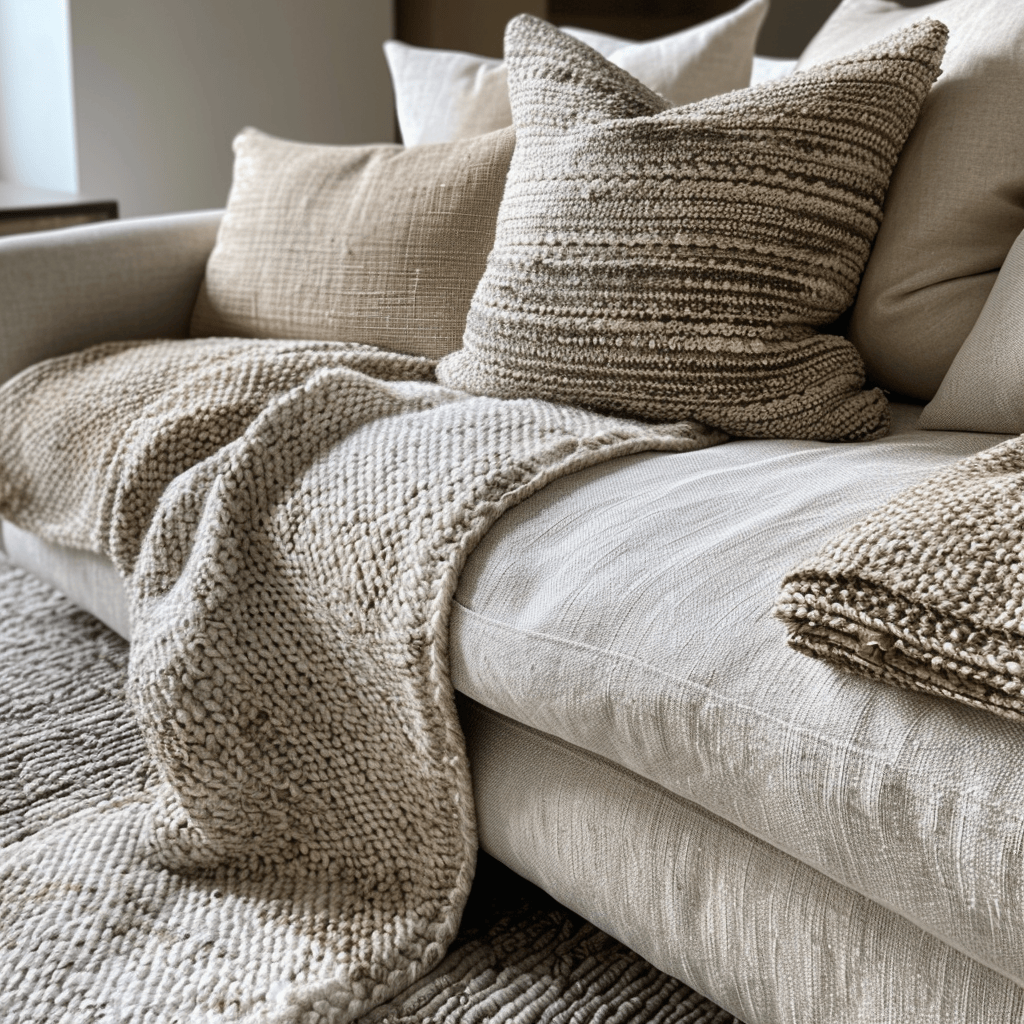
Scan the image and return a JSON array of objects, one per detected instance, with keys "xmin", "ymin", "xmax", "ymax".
[{"xmin": 0, "ymin": 556, "xmax": 740, "ymax": 1023}]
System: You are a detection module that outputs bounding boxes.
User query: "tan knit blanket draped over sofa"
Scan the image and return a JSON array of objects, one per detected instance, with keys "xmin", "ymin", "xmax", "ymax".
[
  {"xmin": 0, "ymin": 338, "xmax": 724, "ymax": 1024},
  {"xmin": 777, "ymin": 435, "xmax": 1024, "ymax": 722}
]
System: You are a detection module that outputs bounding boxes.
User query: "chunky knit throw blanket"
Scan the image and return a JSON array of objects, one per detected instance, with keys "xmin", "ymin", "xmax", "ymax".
[
  {"xmin": 776, "ymin": 435, "xmax": 1024, "ymax": 721},
  {"xmin": 0, "ymin": 337, "xmax": 723, "ymax": 1023}
]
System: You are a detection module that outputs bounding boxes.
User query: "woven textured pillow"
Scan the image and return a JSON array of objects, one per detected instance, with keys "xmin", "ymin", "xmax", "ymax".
[
  {"xmin": 436, "ymin": 15, "xmax": 946, "ymax": 440},
  {"xmin": 383, "ymin": 0, "xmax": 768, "ymax": 146},
  {"xmin": 798, "ymin": 0, "xmax": 1024, "ymax": 401},
  {"xmin": 190, "ymin": 126, "xmax": 514, "ymax": 359}
]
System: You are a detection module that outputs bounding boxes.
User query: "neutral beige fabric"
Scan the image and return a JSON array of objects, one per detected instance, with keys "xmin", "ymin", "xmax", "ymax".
[
  {"xmin": 0, "ymin": 336, "xmax": 722, "ymax": 1023},
  {"xmin": 190, "ymin": 126, "xmax": 514, "ymax": 359},
  {"xmin": 778, "ymin": 431, "xmax": 1024, "ymax": 719},
  {"xmin": 384, "ymin": 0, "xmax": 769, "ymax": 146},
  {"xmin": 0, "ymin": 209, "xmax": 221, "ymax": 389},
  {"xmin": 461, "ymin": 698, "xmax": 1024, "ymax": 1023},
  {"xmin": 798, "ymin": 0, "xmax": 1024, "ymax": 401},
  {"xmin": 8, "ymin": 518, "xmax": 1024, "ymax": 1019},
  {"xmin": 9, "ymin": 397, "xmax": 1024, "ymax": 1008},
  {"xmin": 920, "ymin": 228, "xmax": 1024, "ymax": 433},
  {"xmin": 0, "ymin": 520, "xmax": 130, "ymax": 637},
  {"xmin": 438, "ymin": 16, "xmax": 946, "ymax": 440},
  {"xmin": 448, "ymin": 404, "xmax": 1024, "ymax": 986}
]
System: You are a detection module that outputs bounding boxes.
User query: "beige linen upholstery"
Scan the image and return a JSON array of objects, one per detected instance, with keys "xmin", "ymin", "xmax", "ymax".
[
  {"xmin": 449, "ymin": 405, "xmax": 1024, "ymax": 987},
  {"xmin": 383, "ymin": 0, "xmax": 769, "ymax": 146},
  {"xmin": 10, "ymin": 404, "xmax": 1022, "ymax": 998},
  {"xmin": 462, "ymin": 698, "xmax": 1024, "ymax": 1024},
  {"xmin": 798, "ymin": 0, "xmax": 1024, "ymax": 400},
  {"xmin": 0, "ymin": 210, "xmax": 221, "ymax": 389},
  {"xmin": 190, "ymin": 126, "xmax": 514, "ymax": 359},
  {"xmin": 920, "ymin": 228, "xmax": 1024, "ymax": 433},
  {"xmin": 0, "ymin": 521, "xmax": 129, "ymax": 637},
  {"xmin": 5, "ymin": 503, "xmax": 1022, "ymax": 1019},
  {"xmin": 438, "ymin": 16, "xmax": 945, "ymax": 439}
]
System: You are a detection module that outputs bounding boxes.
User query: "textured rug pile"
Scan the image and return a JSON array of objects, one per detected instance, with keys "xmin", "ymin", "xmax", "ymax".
[{"xmin": 0, "ymin": 337, "xmax": 725, "ymax": 1022}]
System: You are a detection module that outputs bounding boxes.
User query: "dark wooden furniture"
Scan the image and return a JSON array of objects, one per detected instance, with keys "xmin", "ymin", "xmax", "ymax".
[
  {"xmin": 392, "ymin": 0, "xmax": 860, "ymax": 59},
  {"xmin": 0, "ymin": 182, "xmax": 118, "ymax": 238}
]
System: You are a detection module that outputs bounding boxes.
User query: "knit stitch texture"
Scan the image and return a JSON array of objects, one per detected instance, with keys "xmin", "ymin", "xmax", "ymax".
[
  {"xmin": 776, "ymin": 435, "xmax": 1024, "ymax": 721},
  {"xmin": 0, "ymin": 338, "xmax": 724, "ymax": 1023},
  {"xmin": 437, "ymin": 15, "xmax": 947, "ymax": 440}
]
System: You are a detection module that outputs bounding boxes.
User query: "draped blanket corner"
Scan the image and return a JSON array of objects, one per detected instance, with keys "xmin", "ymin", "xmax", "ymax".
[{"xmin": 0, "ymin": 337, "xmax": 724, "ymax": 1024}]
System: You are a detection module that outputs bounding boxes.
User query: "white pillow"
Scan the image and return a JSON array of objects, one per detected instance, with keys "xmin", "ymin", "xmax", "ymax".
[
  {"xmin": 384, "ymin": 0, "xmax": 770, "ymax": 146},
  {"xmin": 750, "ymin": 54, "xmax": 797, "ymax": 84}
]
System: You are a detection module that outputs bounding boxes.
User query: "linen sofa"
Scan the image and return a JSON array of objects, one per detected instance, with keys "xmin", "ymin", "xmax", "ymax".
[
  {"xmin": 4, "ymin": 2, "xmax": 1024, "ymax": 1022},
  {"xmin": 2, "ymin": 213, "xmax": 1024, "ymax": 1023}
]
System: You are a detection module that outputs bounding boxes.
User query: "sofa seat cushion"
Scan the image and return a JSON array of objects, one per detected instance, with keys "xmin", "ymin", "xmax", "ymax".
[
  {"xmin": 0, "ymin": 520, "xmax": 129, "ymax": 637},
  {"xmin": 5, "ymin": 403, "xmax": 1023, "ymax": 985},
  {"xmin": 448, "ymin": 404, "xmax": 1024, "ymax": 985},
  {"xmin": 461, "ymin": 696, "xmax": 1024, "ymax": 1023}
]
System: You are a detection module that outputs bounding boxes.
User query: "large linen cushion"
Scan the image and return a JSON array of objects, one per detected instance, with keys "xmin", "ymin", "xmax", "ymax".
[
  {"xmin": 919, "ymin": 228, "xmax": 1024, "ymax": 434},
  {"xmin": 3, "ymin": 528, "xmax": 1022, "ymax": 1022},
  {"xmin": 463, "ymin": 698, "xmax": 1024, "ymax": 1023},
  {"xmin": 383, "ymin": 0, "xmax": 769, "ymax": 146},
  {"xmin": 449, "ymin": 405, "xmax": 1024, "ymax": 988},
  {"xmin": 798, "ymin": 0, "xmax": 1024, "ymax": 401},
  {"xmin": 190, "ymin": 126, "xmax": 514, "ymax": 359},
  {"xmin": 2, "ymin": 534, "xmax": 1022, "ymax": 1024},
  {"xmin": 437, "ymin": 15, "xmax": 945, "ymax": 440}
]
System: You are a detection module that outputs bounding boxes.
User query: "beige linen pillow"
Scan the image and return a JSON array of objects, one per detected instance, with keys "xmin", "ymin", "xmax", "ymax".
[
  {"xmin": 436, "ymin": 15, "xmax": 947, "ymax": 441},
  {"xmin": 919, "ymin": 228, "xmax": 1024, "ymax": 434},
  {"xmin": 797, "ymin": 0, "xmax": 1024, "ymax": 401},
  {"xmin": 383, "ymin": 0, "xmax": 768, "ymax": 146},
  {"xmin": 190, "ymin": 126, "xmax": 514, "ymax": 359}
]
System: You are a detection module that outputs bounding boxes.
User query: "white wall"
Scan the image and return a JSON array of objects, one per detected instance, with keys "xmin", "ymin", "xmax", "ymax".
[
  {"xmin": 69, "ymin": 0, "xmax": 395, "ymax": 217},
  {"xmin": 0, "ymin": 0, "xmax": 77, "ymax": 192}
]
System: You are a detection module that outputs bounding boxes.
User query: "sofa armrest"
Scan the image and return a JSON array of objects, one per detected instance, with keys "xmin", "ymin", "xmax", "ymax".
[{"xmin": 0, "ymin": 208, "xmax": 223, "ymax": 387}]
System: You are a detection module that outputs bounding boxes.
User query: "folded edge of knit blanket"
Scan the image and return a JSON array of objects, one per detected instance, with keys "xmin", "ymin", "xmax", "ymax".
[{"xmin": 776, "ymin": 435, "xmax": 1024, "ymax": 721}]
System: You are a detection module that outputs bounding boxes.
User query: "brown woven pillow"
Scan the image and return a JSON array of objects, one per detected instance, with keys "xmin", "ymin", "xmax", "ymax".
[
  {"xmin": 191, "ymin": 126, "xmax": 514, "ymax": 360},
  {"xmin": 437, "ymin": 15, "xmax": 946, "ymax": 440}
]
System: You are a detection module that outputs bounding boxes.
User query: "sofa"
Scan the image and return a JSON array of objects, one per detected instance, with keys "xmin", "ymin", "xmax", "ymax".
[{"xmin": 3, "ymin": 1, "xmax": 1024, "ymax": 1022}]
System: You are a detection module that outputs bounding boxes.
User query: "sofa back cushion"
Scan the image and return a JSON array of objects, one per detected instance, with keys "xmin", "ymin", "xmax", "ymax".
[
  {"xmin": 384, "ymin": 0, "xmax": 769, "ymax": 146},
  {"xmin": 797, "ymin": 0, "xmax": 1024, "ymax": 401},
  {"xmin": 190, "ymin": 126, "xmax": 514, "ymax": 359},
  {"xmin": 436, "ymin": 14, "xmax": 946, "ymax": 440},
  {"xmin": 919, "ymin": 228, "xmax": 1024, "ymax": 433}
]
